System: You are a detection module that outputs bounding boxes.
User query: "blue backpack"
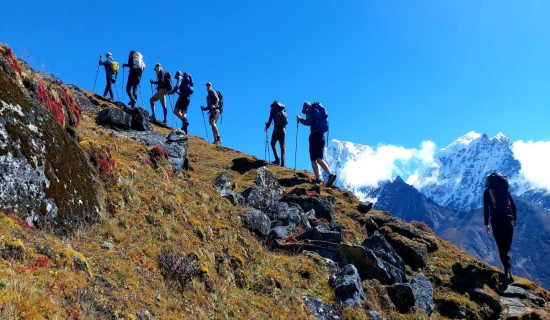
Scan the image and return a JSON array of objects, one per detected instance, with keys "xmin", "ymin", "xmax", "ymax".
[
  {"xmin": 311, "ymin": 102, "xmax": 328, "ymax": 133},
  {"xmin": 181, "ymin": 72, "xmax": 194, "ymax": 95}
]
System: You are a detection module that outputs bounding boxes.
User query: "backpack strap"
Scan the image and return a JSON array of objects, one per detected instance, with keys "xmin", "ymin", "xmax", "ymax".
[{"xmin": 488, "ymin": 189, "xmax": 497, "ymax": 208}]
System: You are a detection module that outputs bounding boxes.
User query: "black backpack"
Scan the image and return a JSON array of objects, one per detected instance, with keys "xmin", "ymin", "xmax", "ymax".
[
  {"xmin": 216, "ymin": 90, "xmax": 223, "ymax": 113},
  {"xmin": 272, "ymin": 101, "xmax": 288, "ymax": 127},
  {"xmin": 486, "ymin": 172, "xmax": 511, "ymax": 213},
  {"xmin": 311, "ymin": 102, "xmax": 329, "ymax": 133},
  {"xmin": 163, "ymin": 71, "xmax": 172, "ymax": 91},
  {"xmin": 181, "ymin": 72, "xmax": 194, "ymax": 95}
]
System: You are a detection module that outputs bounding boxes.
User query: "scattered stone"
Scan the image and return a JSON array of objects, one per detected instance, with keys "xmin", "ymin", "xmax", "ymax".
[
  {"xmin": 501, "ymin": 285, "xmax": 546, "ymax": 307},
  {"xmin": 102, "ymin": 242, "xmax": 114, "ymax": 250},
  {"xmin": 267, "ymin": 226, "xmax": 289, "ymax": 243},
  {"xmin": 369, "ymin": 310, "xmax": 383, "ymax": 320},
  {"xmin": 410, "ymin": 273, "xmax": 435, "ymax": 316},
  {"xmin": 303, "ymin": 296, "xmax": 341, "ymax": 320},
  {"xmin": 499, "ymin": 296, "xmax": 533, "ymax": 317},
  {"xmin": 339, "ymin": 244, "xmax": 406, "ymax": 284},
  {"xmin": 386, "ymin": 283, "xmax": 416, "ymax": 313},
  {"xmin": 242, "ymin": 186, "xmax": 264, "ymax": 209},
  {"xmin": 255, "ymin": 167, "xmax": 284, "ymax": 197},
  {"xmin": 125, "ymin": 107, "xmax": 151, "ymax": 131},
  {"xmin": 97, "ymin": 107, "xmax": 132, "ymax": 130},
  {"xmin": 214, "ymin": 172, "xmax": 243, "ymax": 205},
  {"xmin": 137, "ymin": 309, "xmax": 152, "ymax": 320},
  {"xmin": 244, "ymin": 209, "xmax": 271, "ymax": 237},
  {"xmin": 298, "ymin": 226, "xmax": 342, "ymax": 243},
  {"xmin": 286, "ymin": 196, "xmax": 335, "ymax": 225},
  {"xmin": 330, "ymin": 264, "xmax": 366, "ymax": 308},
  {"xmin": 164, "ymin": 129, "xmax": 189, "ymax": 173},
  {"xmin": 357, "ymin": 202, "xmax": 373, "ymax": 214},
  {"xmin": 469, "ymin": 288, "xmax": 502, "ymax": 315},
  {"xmin": 362, "ymin": 234, "xmax": 404, "ymax": 271},
  {"xmin": 380, "ymin": 228, "xmax": 428, "ymax": 269}
]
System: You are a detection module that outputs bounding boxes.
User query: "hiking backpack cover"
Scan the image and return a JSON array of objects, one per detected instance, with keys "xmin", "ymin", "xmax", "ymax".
[
  {"xmin": 486, "ymin": 172, "xmax": 512, "ymax": 217},
  {"xmin": 311, "ymin": 102, "xmax": 328, "ymax": 133},
  {"xmin": 181, "ymin": 72, "xmax": 194, "ymax": 95},
  {"xmin": 132, "ymin": 52, "xmax": 146, "ymax": 70},
  {"xmin": 110, "ymin": 60, "xmax": 120, "ymax": 74},
  {"xmin": 272, "ymin": 101, "xmax": 288, "ymax": 128}
]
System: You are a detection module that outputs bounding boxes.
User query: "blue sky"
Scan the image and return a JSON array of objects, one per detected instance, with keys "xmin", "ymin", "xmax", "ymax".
[{"xmin": 2, "ymin": 1, "xmax": 549, "ymax": 172}]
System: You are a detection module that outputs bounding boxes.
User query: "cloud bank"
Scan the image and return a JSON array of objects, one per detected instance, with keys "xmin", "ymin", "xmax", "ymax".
[
  {"xmin": 512, "ymin": 140, "xmax": 550, "ymax": 191},
  {"xmin": 338, "ymin": 140, "xmax": 437, "ymax": 188}
]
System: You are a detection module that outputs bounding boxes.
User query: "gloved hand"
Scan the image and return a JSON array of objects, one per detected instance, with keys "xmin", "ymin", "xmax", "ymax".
[
  {"xmin": 150, "ymin": 79, "xmax": 153, "ymax": 84},
  {"xmin": 296, "ymin": 115, "xmax": 301, "ymax": 122}
]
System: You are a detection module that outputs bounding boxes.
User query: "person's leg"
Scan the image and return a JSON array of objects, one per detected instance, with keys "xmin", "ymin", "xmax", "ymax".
[
  {"xmin": 103, "ymin": 77, "xmax": 109, "ymax": 97},
  {"xmin": 317, "ymin": 158, "xmax": 331, "ymax": 175},
  {"xmin": 280, "ymin": 128, "xmax": 286, "ymax": 167},
  {"xmin": 131, "ymin": 84, "xmax": 138, "ymax": 106},
  {"xmin": 126, "ymin": 71, "xmax": 135, "ymax": 104},
  {"xmin": 107, "ymin": 79, "xmax": 114, "ymax": 98},
  {"xmin": 492, "ymin": 218, "xmax": 514, "ymax": 275},
  {"xmin": 309, "ymin": 133, "xmax": 320, "ymax": 180},
  {"xmin": 311, "ymin": 160, "xmax": 320, "ymax": 180},
  {"xmin": 271, "ymin": 130, "xmax": 280, "ymax": 164},
  {"xmin": 150, "ymin": 91, "xmax": 160, "ymax": 119},
  {"xmin": 209, "ymin": 110, "xmax": 220, "ymax": 142},
  {"xmin": 160, "ymin": 90, "xmax": 167, "ymax": 123}
]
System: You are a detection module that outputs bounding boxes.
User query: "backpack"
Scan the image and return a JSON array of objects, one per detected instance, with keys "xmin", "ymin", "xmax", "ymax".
[
  {"xmin": 181, "ymin": 72, "xmax": 194, "ymax": 95},
  {"xmin": 163, "ymin": 71, "xmax": 173, "ymax": 90},
  {"xmin": 216, "ymin": 90, "xmax": 223, "ymax": 113},
  {"xmin": 132, "ymin": 52, "xmax": 145, "ymax": 70},
  {"xmin": 311, "ymin": 102, "xmax": 328, "ymax": 133},
  {"xmin": 110, "ymin": 60, "xmax": 119, "ymax": 74},
  {"xmin": 486, "ymin": 172, "xmax": 512, "ymax": 214},
  {"xmin": 272, "ymin": 101, "xmax": 288, "ymax": 127}
]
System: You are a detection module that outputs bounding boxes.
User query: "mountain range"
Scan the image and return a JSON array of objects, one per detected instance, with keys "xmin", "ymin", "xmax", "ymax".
[{"xmin": 326, "ymin": 132, "xmax": 550, "ymax": 289}]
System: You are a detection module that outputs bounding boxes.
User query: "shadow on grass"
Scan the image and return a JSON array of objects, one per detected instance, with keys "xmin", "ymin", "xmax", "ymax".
[{"xmin": 231, "ymin": 157, "xmax": 268, "ymax": 174}]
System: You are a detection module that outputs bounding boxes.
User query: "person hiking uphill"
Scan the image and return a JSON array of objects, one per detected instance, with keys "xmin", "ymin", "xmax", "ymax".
[
  {"xmin": 201, "ymin": 82, "xmax": 222, "ymax": 144},
  {"xmin": 265, "ymin": 101, "xmax": 288, "ymax": 167},
  {"xmin": 122, "ymin": 51, "xmax": 145, "ymax": 108},
  {"xmin": 169, "ymin": 71, "xmax": 194, "ymax": 133},
  {"xmin": 297, "ymin": 102, "xmax": 336, "ymax": 187},
  {"xmin": 99, "ymin": 52, "xmax": 117, "ymax": 100},
  {"xmin": 484, "ymin": 172, "xmax": 517, "ymax": 284},
  {"xmin": 149, "ymin": 63, "xmax": 171, "ymax": 124}
]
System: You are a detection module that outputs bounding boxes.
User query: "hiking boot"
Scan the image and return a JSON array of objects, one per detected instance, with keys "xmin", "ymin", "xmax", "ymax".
[
  {"xmin": 151, "ymin": 115, "xmax": 157, "ymax": 122},
  {"xmin": 326, "ymin": 174, "xmax": 337, "ymax": 188},
  {"xmin": 214, "ymin": 137, "xmax": 222, "ymax": 145},
  {"xmin": 271, "ymin": 159, "xmax": 280, "ymax": 165},
  {"xmin": 163, "ymin": 119, "xmax": 167, "ymax": 126},
  {"xmin": 280, "ymin": 160, "xmax": 285, "ymax": 167},
  {"xmin": 312, "ymin": 179, "xmax": 321, "ymax": 184},
  {"xmin": 508, "ymin": 270, "xmax": 515, "ymax": 283}
]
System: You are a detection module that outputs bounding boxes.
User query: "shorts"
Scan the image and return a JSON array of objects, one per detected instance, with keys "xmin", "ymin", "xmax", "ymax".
[
  {"xmin": 309, "ymin": 131, "xmax": 325, "ymax": 161},
  {"xmin": 175, "ymin": 95, "xmax": 191, "ymax": 112},
  {"xmin": 209, "ymin": 109, "xmax": 220, "ymax": 122}
]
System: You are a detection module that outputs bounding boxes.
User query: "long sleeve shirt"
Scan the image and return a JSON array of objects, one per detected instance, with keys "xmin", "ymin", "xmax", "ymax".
[
  {"xmin": 206, "ymin": 89, "xmax": 219, "ymax": 110},
  {"xmin": 170, "ymin": 75, "xmax": 183, "ymax": 95},
  {"xmin": 298, "ymin": 107, "xmax": 313, "ymax": 130},
  {"xmin": 483, "ymin": 188, "xmax": 517, "ymax": 225},
  {"xmin": 99, "ymin": 56, "xmax": 116, "ymax": 80}
]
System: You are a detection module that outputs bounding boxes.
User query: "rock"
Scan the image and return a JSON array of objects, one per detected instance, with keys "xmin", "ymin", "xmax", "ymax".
[
  {"xmin": 330, "ymin": 264, "xmax": 366, "ymax": 308},
  {"xmin": 380, "ymin": 227, "xmax": 428, "ymax": 269},
  {"xmin": 164, "ymin": 129, "xmax": 189, "ymax": 173},
  {"xmin": 242, "ymin": 186, "xmax": 264, "ymax": 209},
  {"xmin": 363, "ymin": 218, "xmax": 379, "ymax": 236},
  {"xmin": 385, "ymin": 221, "xmax": 438, "ymax": 252},
  {"xmin": 102, "ymin": 242, "xmax": 114, "ymax": 250},
  {"xmin": 500, "ymin": 285, "xmax": 546, "ymax": 307},
  {"xmin": 214, "ymin": 172, "xmax": 243, "ymax": 205},
  {"xmin": 125, "ymin": 107, "xmax": 151, "ymax": 131},
  {"xmin": 286, "ymin": 196, "xmax": 335, "ymax": 225},
  {"xmin": 357, "ymin": 202, "xmax": 373, "ymax": 214},
  {"xmin": 136, "ymin": 309, "xmax": 152, "ymax": 320},
  {"xmin": 499, "ymin": 296, "xmax": 533, "ymax": 317},
  {"xmin": 267, "ymin": 226, "xmax": 289, "ymax": 243},
  {"xmin": 244, "ymin": 209, "xmax": 271, "ymax": 237},
  {"xmin": 302, "ymin": 296, "xmax": 341, "ymax": 320},
  {"xmin": 369, "ymin": 310, "xmax": 383, "ymax": 320},
  {"xmin": 362, "ymin": 234, "xmax": 404, "ymax": 271},
  {"xmin": 298, "ymin": 226, "xmax": 342, "ymax": 243},
  {"xmin": 410, "ymin": 273, "xmax": 435, "ymax": 316},
  {"xmin": 97, "ymin": 107, "xmax": 132, "ymax": 130},
  {"xmin": 469, "ymin": 288, "xmax": 502, "ymax": 315},
  {"xmin": 255, "ymin": 166, "xmax": 284, "ymax": 197},
  {"xmin": 386, "ymin": 283, "xmax": 416, "ymax": 313}
]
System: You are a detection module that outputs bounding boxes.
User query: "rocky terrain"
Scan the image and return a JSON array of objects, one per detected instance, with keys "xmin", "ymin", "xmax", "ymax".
[{"xmin": 1, "ymin": 43, "xmax": 549, "ymax": 319}]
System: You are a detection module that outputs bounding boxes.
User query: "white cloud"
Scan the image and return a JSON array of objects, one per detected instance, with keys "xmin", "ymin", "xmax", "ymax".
[
  {"xmin": 339, "ymin": 141, "xmax": 437, "ymax": 188},
  {"xmin": 512, "ymin": 140, "xmax": 550, "ymax": 191}
]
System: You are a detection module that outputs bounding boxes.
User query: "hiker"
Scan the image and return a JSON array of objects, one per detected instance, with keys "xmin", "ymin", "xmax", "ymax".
[
  {"xmin": 265, "ymin": 101, "xmax": 288, "ymax": 167},
  {"xmin": 149, "ymin": 63, "xmax": 171, "ymax": 124},
  {"xmin": 169, "ymin": 71, "xmax": 194, "ymax": 133},
  {"xmin": 99, "ymin": 52, "xmax": 117, "ymax": 99},
  {"xmin": 122, "ymin": 51, "xmax": 145, "ymax": 108},
  {"xmin": 297, "ymin": 102, "xmax": 336, "ymax": 187},
  {"xmin": 484, "ymin": 172, "xmax": 517, "ymax": 284},
  {"xmin": 200, "ymin": 82, "xmax": 222, "ymax": 144}
]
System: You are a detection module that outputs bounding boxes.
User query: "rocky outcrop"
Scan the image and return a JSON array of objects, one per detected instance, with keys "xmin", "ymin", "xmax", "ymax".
[
  {"xmin": 410, "ymin": 273, "xmax": 435, "ymax": 316},
  {"xmin": 330, "ymin": 264, "xmax": 366, "ymax": 308},
  {"xmin": 386, "ymin": 283, "xmax": 416, "ymax": 313},
  {"xmin": 244, "ymin": 209, "xmax": 271, "ymax": 237},
  {"xmin": 302, "ymin": 296, "xmax": 340, "ymax": 320},
  {"xmin": 214, "ymin": 172, "xmax": 243, "ymax": 205},
  {"xmin": 97, "ymin": 107, "xmax": 132, "ymax": 130}
]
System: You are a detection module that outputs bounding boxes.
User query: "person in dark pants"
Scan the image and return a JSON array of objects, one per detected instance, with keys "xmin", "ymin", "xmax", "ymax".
[
  {"xmin": 122, "ymin": 51, "xmax": 145, "ymax": 108},
  {"xmin": 201, "ymin": 82, "xmax": 222, "ymax": 144},
  {"xmin": 484, "ymin": 172, "xmax": 517, "ymax": 284},
  {"xmin": 265, "ymin": 101, "xmax": 288, "ymax": 167},
  {"xmin": 99, "ymin": 52, "xmax": 116, "ymax": 99},
  {"xmin": 297, "ymin": 101, "xmax": 336, "ymax": 187},
  {"xmin": 149, "ymin": 63, "xmax": 169, "ymax": 124},
  {"xmin": 169, "ymin": 71, "xmax": 193, "ymax": 133}
]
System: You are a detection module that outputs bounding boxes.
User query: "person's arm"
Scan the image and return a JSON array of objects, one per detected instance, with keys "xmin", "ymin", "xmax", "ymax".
[
  {"xmin": 298, "ymin": 108, "xmax": 311, "ymax": 126},
  {"xmin": 99, "ymin": 56, "xmax": 106, "ymax": 65},
  {"xmin": 483, "ymin": 189, "xmax": 491, "ymax": 234},
  {"xmin": 509, "ymin": 192, "xmax": 517, "ymax": 225},
  {"xmin": 266, "ymin": 108, "xmax": 275, "ymax": 130},
  {"xmin": 170, "ymin": 77, "xmax": 182, "ymax": 95}
]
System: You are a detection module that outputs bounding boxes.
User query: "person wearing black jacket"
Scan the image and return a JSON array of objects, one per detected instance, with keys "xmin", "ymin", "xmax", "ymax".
[
  {"xmin": 149, "ymin": 63, "xmax": 169, "ymax": 124},
  {"xmin": 122, "ymin": 51, "xmax": 144, "ymax": 108},
  {"xmin": 265, "ymin": 101, "xmax": 287, "ymax": 167},
  {"xmin": 169, "ymin": 71, "xmax": 193, "ymax": 133},
  {"xmin": 201, "ymin": 82, "xmax": 222, "ymax": 144},
  {"xmin": 483, "ymin": 172, "xmax": 517, "ymax": 283}
]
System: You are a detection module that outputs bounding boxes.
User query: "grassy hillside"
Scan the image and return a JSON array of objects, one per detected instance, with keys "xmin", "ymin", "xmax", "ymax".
[{"xmin": 1, "ymin": 43, "xmax": 549, "ymax": 319}]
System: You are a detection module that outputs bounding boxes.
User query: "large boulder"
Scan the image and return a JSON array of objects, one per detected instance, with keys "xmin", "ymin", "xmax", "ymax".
[
  {"xmin": 339, "ymin": 244, "xmax": 406, "ymax": 285},
  {"xmin": 410, "ymin": 273, "xmax": 435, "ymax": 316},
  {"xmin": 386, "ymin": 283, "xmax": 416, "ymax": 313},
  {"xmin": 302, "ymin": 296, "xmax": 340, "ymax": 320},
  {"xmin": 380, "ymin": 227, "xmax": 428, "ymax": 269},
  {"xmin": 242, "ymin": 167, "xmax": 283, "ymax": 209},
  {"xmin": 298, "ymin": 226, "xmax": 342, "ymax": 243},
  {"xmin": 267, "ymin": 226, "xmax": 289, "ymax": 243},
  {"xmin": 362, "ymin": 234, "xmax": 404, "ymax": 271},
  {"xmin": 244, "ymin": 209, "xmax": 271, "ymax": 237},
  {"xmin": 0, "ymin": 69, "xmax": 100, "ymax": 233},
  {"xmin": 330, "ymin": 264, "xmax": 366, "ymax": 308},
  {"xmin": 125, "ymin": 107, "xmax": 151, "ymax": 131},
  {"xmin": 214, "ymin": 172, "xmax": 243, "ymax": 205},
  {"xmin": 164, "ymin": 129, "xmax": 189, "ymax": 173},
  {"xmin": 97, "ymin": 107, "xmax": 132, "ymax": 130},
  {"xmin": 469, "ymin": 288, "xmax": 502, "ymax": 315},
  {"xmin": 286, "ymin": 195, "xmax": 335, "ymax": 225}
]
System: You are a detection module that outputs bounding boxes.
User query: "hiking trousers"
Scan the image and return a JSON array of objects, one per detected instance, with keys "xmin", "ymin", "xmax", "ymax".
[
  {"xmin": 491, "ymin": 216, "xmax": 514, "ymax": 272},
  {"xmin": 271, "ymin": 127, "xmax": 286, "ymax": 162},
  {"xmin": 103, "ymin": 78, "xmax": 114, "ymax": 99},
  {"xmin": 126, "ymin": 68, "xmax": 142, "ymax": 105}
]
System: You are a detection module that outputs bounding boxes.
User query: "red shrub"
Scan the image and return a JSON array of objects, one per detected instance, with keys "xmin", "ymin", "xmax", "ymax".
[
  {"xmin": 151, "ymin": 145, "xmax": 169, "ymax": 162},
  {"xmin": 61, "ymin": 86, "xmax": 81, "ymax": 127},
  {"xmin": 8, "ymin": 215, "xmax": 37, "ymax": 231},
  {"xmin": 37, "ymin": 82, "xmax": 64, "ymax": 125},
  {"xmin": 283, "ymin": 235, "xmax": 298, "ymax": 243},
  {"xmin": 1, "ymin": 46, "xmax": 22, "ymax": 77}
]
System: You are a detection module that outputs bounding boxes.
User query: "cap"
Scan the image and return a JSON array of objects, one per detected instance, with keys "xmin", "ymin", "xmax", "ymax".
[
  {"xmin": 206, "ymin": 82, "xmax": 212, "ymax": 86},
  {"xmin": 154, "ymin": 63, "xmax": 162, "ymax": 71},
  {"xmin": 302, "ymin": 102, "xmax": 312, "ymax": 114},
  {"xmin": 106, "ymin": 52, "xmax": 112, "ymax": 57}
]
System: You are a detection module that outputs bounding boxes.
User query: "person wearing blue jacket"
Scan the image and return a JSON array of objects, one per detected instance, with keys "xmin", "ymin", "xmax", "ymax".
[
  {"xmin": 297, "ymin": 101, "xmax": 337, "ymax": 187},
  {"xmin": 99, "ymin": 52, "xmax": 116, "ymax": 99},
  {"xmin": 169, "ymin": 71, "xmax": 193, "ymax": 133}
]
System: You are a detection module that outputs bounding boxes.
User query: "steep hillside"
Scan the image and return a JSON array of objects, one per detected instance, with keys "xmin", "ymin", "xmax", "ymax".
[{"xmin": 1, "ymin": 44, "xmax": 549, "ymax": 319}]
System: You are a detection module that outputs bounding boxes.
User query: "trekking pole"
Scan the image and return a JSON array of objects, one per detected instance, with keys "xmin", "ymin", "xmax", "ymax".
[
  {"xmin": 138, "ymin": 84, "xmax": 144, "ymax": 107},
  {"xmin": 114, "ymin": 80, "xmax": 120, "ymax": 102},
  {"xmin": 202, "ymin": 110, "xmax": 210, "ymax": 142},
  {"xmin": 168, "ymin": 95, "xmax": 175, "ymax": 128},
  {"xmin": 266, "ymin": 129, "xmax": 270, "ymax": 162},
  {"xmin": 92, "ymin": 64, "xmax": 99, "ymax": 92},
  {"xmin": 121, "ymin": 67, "xmax": 125, "ymax": 99},
  {"xmin": 294, "ymin": 121, "xmax": 299, "ymax": 174}
]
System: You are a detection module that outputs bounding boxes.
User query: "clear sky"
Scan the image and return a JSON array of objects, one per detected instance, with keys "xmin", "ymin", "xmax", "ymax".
[{"xmin": 2, "ymin": 1, "xmax": 549, "ymax": 172}]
